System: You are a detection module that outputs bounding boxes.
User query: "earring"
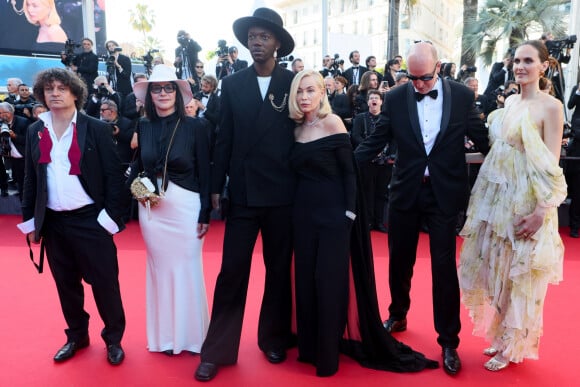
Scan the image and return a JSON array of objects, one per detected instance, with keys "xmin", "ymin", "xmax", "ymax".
[{"xmin": 274, "ymin": 49, "xmax": 278, "ymax": 58}]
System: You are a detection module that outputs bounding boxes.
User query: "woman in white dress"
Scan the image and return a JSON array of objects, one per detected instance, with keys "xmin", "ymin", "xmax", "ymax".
[{"xmin": 132, "ymin": 64, "xmax": 212, "ymax": 355}]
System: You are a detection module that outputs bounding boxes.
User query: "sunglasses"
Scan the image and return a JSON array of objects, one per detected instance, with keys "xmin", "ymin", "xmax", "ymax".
[
  {"xmin": 100, "ymin": 108, "xmax": 111, "ymax": 112},
  {"xmin": 407, "ymin": 63, "xmax": 438, "ymax": 82},
  {"xmin": 150, "ymin": 84, "xmax": 177, "ymax": 94}
]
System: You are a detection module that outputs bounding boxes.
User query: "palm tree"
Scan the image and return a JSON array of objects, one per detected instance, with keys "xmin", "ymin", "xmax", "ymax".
[
  {"xmin": 463, "ymin": 0, "xmax": 569, "ymax": 66},
  {"xmin": 129, "ymin": 3, "xmax": 162, "ymax": 55},
  {"xmin": 460, "ymin": 0, "xmax": 479, "ymax": 67},
  {"xmin": 387, "ymin": 0, "xmax": 417, "ymax": 60}
]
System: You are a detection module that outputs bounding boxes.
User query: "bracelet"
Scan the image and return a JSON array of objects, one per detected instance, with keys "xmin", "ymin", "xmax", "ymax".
[{"xmin": 345, "ymin": 210, "xmax": 356, "ymax": 220}]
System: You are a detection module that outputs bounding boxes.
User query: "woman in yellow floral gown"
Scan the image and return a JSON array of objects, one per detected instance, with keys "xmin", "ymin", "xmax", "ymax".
[{"xmin": 459, "ymin": 40, "xmax": 567, "ymax": 372}]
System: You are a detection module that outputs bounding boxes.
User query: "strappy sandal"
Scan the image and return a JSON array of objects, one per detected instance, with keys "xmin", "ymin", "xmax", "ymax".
[
  {"xmin": 483, "ymin": 347, "xmax": 498, "ymax": 356},
  {"xmin": 484, "ymin": 355, "xmax": 509, "ymax": 371}
]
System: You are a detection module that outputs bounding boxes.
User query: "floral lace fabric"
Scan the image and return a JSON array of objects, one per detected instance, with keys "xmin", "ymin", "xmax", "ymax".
[{"xmin": 459, "ymin": 108, "xmax": 567, "ymax": 362}]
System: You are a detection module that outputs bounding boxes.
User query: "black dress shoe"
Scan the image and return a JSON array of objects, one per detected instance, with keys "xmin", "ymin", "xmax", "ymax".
[
  {"xmin": 53, "ymin": 337, "xmax": 90, "ymax": 362},
  {"xmin": 107, "ymin": 344, "xmax": 125, "ymax": 365},
  {"xmin": 195, "ymin": 362, "xmax": 218, "ymax": 382},
  {"xmin": 570, "ymin": 229, "xmax": 579, "ymax": 238},
  {"xmin": 383, "ymin": 317, "xmax": 407, "ymax": 333},
  {"xmin": 264, "ymin": 349, "xmax": 287, "ymax": 364},
  {"xmin": 442, "ymin": 347, "xmax": 461, "ymax": 375}
]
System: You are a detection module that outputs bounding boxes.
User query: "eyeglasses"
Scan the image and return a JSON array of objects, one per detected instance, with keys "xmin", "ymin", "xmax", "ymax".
[
  {"xmin": 150, "ymin": 84, "xmax": 177, "ymax": 94},
  {"xmin": 100, "ymin": 108, "xmax": 111, "ymax": 112},
  {"xmin": 407, "ymin": 63, "xmax": 438, "ymax": 82}
]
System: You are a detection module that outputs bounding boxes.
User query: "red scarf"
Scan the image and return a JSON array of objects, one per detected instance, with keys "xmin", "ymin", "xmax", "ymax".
[{"xmin": 38, "ymin": 123, "xmax": 81, "ymax": 175}]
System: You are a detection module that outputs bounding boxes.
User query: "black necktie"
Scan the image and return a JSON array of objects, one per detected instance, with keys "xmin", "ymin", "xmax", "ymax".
[{"xmin": 415, "ymin": 90, "xmax": 438, "ymax": 101}]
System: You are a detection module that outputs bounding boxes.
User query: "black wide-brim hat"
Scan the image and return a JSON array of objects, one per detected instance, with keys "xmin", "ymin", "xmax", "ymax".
[{"xmin": 233, "ymin": 7, "xmax": 295, "ymax": 57}]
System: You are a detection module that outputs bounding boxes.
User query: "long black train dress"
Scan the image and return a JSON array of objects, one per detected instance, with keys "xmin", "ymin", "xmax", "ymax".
[{"xmin": 290, "ymin": 133, "xmax": 438, "ymax": 376}]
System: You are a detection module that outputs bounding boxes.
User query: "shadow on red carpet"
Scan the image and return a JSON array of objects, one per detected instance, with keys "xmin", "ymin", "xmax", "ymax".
[{"xmin": 1, "ymin": 214, "xmax": 578, "ymax": 386}]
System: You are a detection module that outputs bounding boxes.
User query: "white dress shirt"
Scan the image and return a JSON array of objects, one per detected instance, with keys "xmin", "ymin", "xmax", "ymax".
[{"xmin": 415, "ymin": 79, "xmax": 443, "ymax": 176}]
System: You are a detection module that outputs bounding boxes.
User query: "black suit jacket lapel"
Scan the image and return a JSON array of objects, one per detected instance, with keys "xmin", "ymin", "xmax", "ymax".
[
  {"xmin": 436, "ymin": 78, "xmax": 452, "ymax": 145},
  {"xmin": 243, "ymin": 65, "xmax": 290, "ymax": 157},
  {"xmin": 405, "ymin": 83, "xmax": 424, "ymax": 148},
  {"xmin": 75, "ymin": 113, "xmax": 88, "ymax": 166}
]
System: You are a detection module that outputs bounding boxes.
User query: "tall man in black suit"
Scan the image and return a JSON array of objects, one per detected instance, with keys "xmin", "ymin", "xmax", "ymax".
[
  {"xmin": 17, "ymin": 68, "xmax": 127, "ymax": 366},
  {"xmin": 354, "ymin": 42, "xmax": 490, "ymax": 376},
  {"xmin": 195, "ymin": 8, "xmax": 296, "ymax": 382},
  {"xmin": 71, "ymin": 38, "xmax": 99, "ymax": 90},
  {"xmin": 0, "ymin": 102, "xmax": 29, "ymax": 200},
  {"xmin": 343, "ymin": 50, "xmax": 368, "ymax": 86}
]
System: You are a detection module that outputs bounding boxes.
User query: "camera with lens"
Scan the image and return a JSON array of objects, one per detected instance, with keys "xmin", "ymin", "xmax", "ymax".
[
  {"xmin": 279, "ymin": 55, "xmax": 294, "ymax": 69},
  {"xmin": 1, "ymin": 121, "xmax": 11, "ymax": 158},
  {"xmin": 332, "ymin": 53, "xmax": 344, "ymax": 68},
  {"xmin": 215, "ymin": 39, "xmax": 229, "ymax": 58},
  {"xmin": 142, "ymin": 49, "xmax": 159, "ymax": 74},
  {"xmin": 178, "ymin": 34, "xmax": 190, "ymax": 46},
  {"xmin": 546, "ymin": 35, "xmax": 577, "ymax": 59},
  {"xmin": 13, "ymin": 102, "xmax": 36, "ymax": 111},
  {"xmin": 60, "ymin": 38, "xmax": 81, "ymax": 67},
  {"xmin": 95, "ymin": 83, "xmax": 110, "ymax": 99},
  {"xmin": 465, "ymin": 66, "xmax": 477, "ymax": 72}
]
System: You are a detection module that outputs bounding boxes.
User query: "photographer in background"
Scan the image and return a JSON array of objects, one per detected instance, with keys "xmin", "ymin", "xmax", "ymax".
[
  {"xmin": 0, "ymin": 102, "xmax": 29, "ymax": 200},
  {"xmin": 216, "ymin": 45, "xmax": 248, "ymax": 80},
  {"xmin": 495, "ymin": 80, "xmax": 519, "ymax": 110},
  {"xmin": 105, "ymin": 40, "xmax": 133, "ymax": 98},
  {"xmin": 4, "ymin": 78, "xmax": 23, "ymax": 105},
  {"xmin": 174, "ymin": 30, "xmax": 202, "ymax": 87},
  {"xmin": 121, "ymin": 73, "xmax": 148, "ymax": 123},
  {"xmin": 85, "ymin": 75, "xmax": 121, "ymax": 119},
  {"xmin": 71, "ymin": 38, "xmax": 99, "ymax": 89},
  {"xmin": 565, "ymin": 81, "xmax": 580, "ymax": 238},
  {"xmin": 456, "ymin": 64, "xmax": 477, "ymax": 83},
  {"xmin": 13, "ymin": 84, "xmax": 37, "ymax": 123},
  {"xmin": 99, "ymin": 100, "xmax": 133, "ymax": 169},
  {"xmin": 483, "ymin": 49, "xmax": 514, "ymax": 99}
]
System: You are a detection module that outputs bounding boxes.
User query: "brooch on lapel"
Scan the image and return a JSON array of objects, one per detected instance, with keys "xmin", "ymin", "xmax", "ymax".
[{"xmin": 269, "ymin": 93, "xmax": 288, "ymax": 112}]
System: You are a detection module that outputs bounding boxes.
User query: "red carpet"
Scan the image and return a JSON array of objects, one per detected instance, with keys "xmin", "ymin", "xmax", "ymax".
[{"xmin": 1, "ymin": 214, "xmax": 578, "ymax": 386}]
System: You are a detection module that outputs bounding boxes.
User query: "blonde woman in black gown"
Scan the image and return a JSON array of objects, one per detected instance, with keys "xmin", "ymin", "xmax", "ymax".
[{"xmin": 289, "ymin": 69, "xmax": 437, "ymax": 376}]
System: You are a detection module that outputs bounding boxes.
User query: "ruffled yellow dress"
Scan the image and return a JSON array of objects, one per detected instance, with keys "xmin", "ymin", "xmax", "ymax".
[{"xmin": 459, "ymin": 108, "xmax": 567, "ymax": 362}]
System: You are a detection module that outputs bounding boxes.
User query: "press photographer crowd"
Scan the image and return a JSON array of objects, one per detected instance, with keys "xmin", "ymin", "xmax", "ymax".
[{"xmin": 1, "ymin": 29, "xmax": 579, "ymax": 241}]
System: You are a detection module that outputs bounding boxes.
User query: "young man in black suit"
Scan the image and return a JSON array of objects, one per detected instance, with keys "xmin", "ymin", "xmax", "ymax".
[
  {"xmin": 343, "ymin": 50, "xmax": 368, "ymax": 86},
  {"xmin": 354, "ymin": 42, "xmax": 490, "ymax": 376},
  {"xmin": 18, "ymin": 68, "xmax": 127, "ymax": 366},
  {"xmin": 195, "ymin": 8, "xmax": 296, "ymax": 382}
]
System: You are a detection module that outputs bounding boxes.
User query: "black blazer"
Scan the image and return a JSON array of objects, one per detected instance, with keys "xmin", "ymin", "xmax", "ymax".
[
  {"xmin": 212, "ymin": 65, "xmax": 296, "ymax": 207},
  {"xmin": 111, "ymin": 54, "xmax": 133, "ymax": 97},
  {"xmin": 354, "ymin": 79, "xmax": 489, "ymax": 215},
  {"xmin": 343, "ymin": 65, "xmax": 368, "ymax": 86},
  {"xmin": 22, "ymin": 112, "xmax": 127, "ymax": 242},
  {"xmin": 8, "ymin": 115, "xmax": 30, "ymax": 156},
  {"xmin": 483, "ymin": 62, "xmax": 513, "ymax": 96}
]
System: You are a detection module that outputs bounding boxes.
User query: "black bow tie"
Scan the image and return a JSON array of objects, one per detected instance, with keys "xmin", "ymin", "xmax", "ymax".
[
  {"xmin": 415, "ymin": 90, "xmax": 438, "ymax": 101},
  {"xmin": 202, "ymin": 94, "xmax": 210, "ymax": 98}
]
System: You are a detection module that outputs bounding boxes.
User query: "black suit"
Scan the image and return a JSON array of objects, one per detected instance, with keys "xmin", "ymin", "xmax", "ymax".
[
  {"xmin": 6, "ymin": 115, "xmax": 29, "ymax": 199},
  {"xmin": 354, "ymin": 79, "xmax": 489, "ymax": 349},
  {"xmin": 175, "ymin": 39, "xmax": 202, "ymax": 80},
  {"xmin": 22, "ymin": 112, "xmax": 127, "ymax": 345},
  {"xmin": 483, "ymin": 62, "xmax": 513, "ymax": 97},
  {"xmin": 201, "ymin": 65, "xmax": 296, "ymax": 364},
  {"xmin": 343, "ymin": 65, "xmax": 368, "ymax": 86}
]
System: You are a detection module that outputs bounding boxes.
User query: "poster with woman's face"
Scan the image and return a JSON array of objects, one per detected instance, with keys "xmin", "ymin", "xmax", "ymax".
[{"xmin": 0, "ymin": 0, "xmax": 107, "ymax": 56}]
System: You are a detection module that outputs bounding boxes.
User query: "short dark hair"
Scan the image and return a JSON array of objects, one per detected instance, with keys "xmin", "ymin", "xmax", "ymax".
[
  {"xmin": 82, "ymin": 37, "xmax": 93, "ymax": 45},
  {"xmin": 367, "ymin": 89, "xmax": 382, "ymax": 101},
  {"xmin": 365, "ymin": 55, "xmax": 376, "ymax": 66},
  {"xmin": 33, "ymin": 68, "xmax": 88, "ymax": 111},
  {"xmin": 143, "ymin": 81, "xmax": 187, "ymax": 121}
]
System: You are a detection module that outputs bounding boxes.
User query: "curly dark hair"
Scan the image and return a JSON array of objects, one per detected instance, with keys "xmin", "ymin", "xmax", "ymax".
[{"xmin": 32, "ymin": 68, "xmax": 88, "ymax": 111}]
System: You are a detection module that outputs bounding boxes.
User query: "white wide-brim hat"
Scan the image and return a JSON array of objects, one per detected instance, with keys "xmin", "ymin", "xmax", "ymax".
[{"xmin": 133, "ymin": 64, "xmax": 193, "ymax": 105}]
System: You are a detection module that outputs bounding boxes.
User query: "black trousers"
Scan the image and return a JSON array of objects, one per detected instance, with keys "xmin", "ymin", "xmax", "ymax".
[
  {"xmin": 358, "ymin": 162, "xmax": 389, "ymax": 226},
  {"xmin": 387, "ymin": 181, "xmax": 461, "ymax": 349},
  {"xmin": 10, "ymin": 157, "xmax": 24, "ymax": 199},
  {"xmin": 43, "ymin": 206, "xmax": 126, "ymax": 345},
  {"xmin": 293, "ymin": 211, "xmax": 350, "ymax": 376},
  {"xmin": 201, "ymin": 204, "xmax": 294, "ymax": 364}
]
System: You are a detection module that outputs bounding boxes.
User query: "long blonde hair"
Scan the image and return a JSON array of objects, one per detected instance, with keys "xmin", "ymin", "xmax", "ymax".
[
  {"xmin": 24, "ymin": 0, "xmax": 61, "ymax": 26},
  {"xmin": 288, "ymin": 69, "xmax": 332, "ymax": 123}
]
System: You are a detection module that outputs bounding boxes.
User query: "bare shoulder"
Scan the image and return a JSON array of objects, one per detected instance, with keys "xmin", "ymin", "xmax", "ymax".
[{"xmin": 323, "ymin": 114, "xmax": 347, "ymax": 135}]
